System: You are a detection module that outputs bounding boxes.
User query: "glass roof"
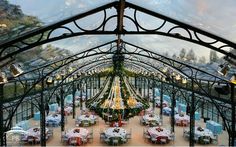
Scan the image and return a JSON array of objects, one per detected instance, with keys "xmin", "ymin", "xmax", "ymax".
[
  {"xmin": 1, "ymin": 0, "xmax": 235, "ymax": 43},
  {"xmin": 0, "ymin": 0, "xmax": 235, "ymax": 78},
  {"xmin": 127, "ymin": 0, "xmax": 236, "ymax": 42}
]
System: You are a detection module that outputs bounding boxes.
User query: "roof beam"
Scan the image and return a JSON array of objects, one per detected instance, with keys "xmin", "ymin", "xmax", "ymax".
[{"xmin": 116, "ymin": 0, "xmax": 125, "ymax": 51}]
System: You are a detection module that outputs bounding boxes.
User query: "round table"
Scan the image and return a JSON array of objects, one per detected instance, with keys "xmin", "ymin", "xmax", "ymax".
[
  {"xmin": 174, "ymin": 114, "xmax": 190, "ymax": 126},
  {"xmin": 65, "ymin": 128, "xmax": 89, "ymax": 145},
  {"xmin": 142, "ymin": 114, "xmax": 160, "ymax": 126},
  {"xmin": 104, "ymin": 127, "xmax": 127, "ymax": 139}
]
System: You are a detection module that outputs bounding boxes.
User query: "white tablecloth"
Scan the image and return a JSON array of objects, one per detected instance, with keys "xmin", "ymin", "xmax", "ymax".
[
  {"xmin": 143, "ymin": 114, "xmax": 160, "ymax": 122},
  {"xmin": 77, "ymin": 115, "xmax": 96, "ymax": 123},
  {"xmin": 147, "ymin": 127, "xmax": 171, "ymax": 139},
  {"xmin": 194, "ymin": 127, "xmax": 215, "ymax": 139},
  {"xmin": 66, "ymin": 128, "xmax": 89, "ymax": 139},
  {"xmin": 174, "ymin": 114, "xmax": 190, "ymax": 122},
  {"xmin": 46, "ymin": 114, "xmax": 61, "ymax": 123},
  {"xmin": 104, "ymin": 127, "xmax": 127, "ymax": 139},
  {"xmin": 26, "ymin": 127, "xmax": 48, "ymax": 138}
]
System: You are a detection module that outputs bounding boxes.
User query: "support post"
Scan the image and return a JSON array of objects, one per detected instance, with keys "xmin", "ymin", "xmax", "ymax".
[
  {"xmin": 152, "ymin": 78, "xmax": 155, "ymax": 111},
  {"xmin": 0, "ymin": 84, "xmax": 5, "ymax": 146},
  {"xmin": 86, "ymin": 79, "xmax": 88, "ymax": 100},
  {"xmin": 160, "ymin": 81, "xmax": 163, "ymax": 119},
  {"xmin": 72, "ymin": 80, "xmax": 76, "ymax": 119},
  {"xmin": 40, "ymin": 79, "xmax": 46, "ymax": 146},
  {"xmin": 93, "ymin": 76, "xmax": 95, "ymax": 96},
  {"xmin": 90, "ymin": 77, "xmax": 92, "ymax": 99},
  {"xmin": 230, "ymin": 83, "xmax": 235, "ymax": 146},
  {"xmin": 148, "ymin": 78, "xmax": 150, "ymax": 99},
  {"xmin": 171, "ymin": 84, "xmax": 176, "ymax": 133},
  {"xmin": 98, "ymin": 75, "xmax": 101, "ymax": 89},
  {"xmin": 80, "ymin": 81, "xmax": 83, "ymax": 112},
  {"xmin": 189, "ymin": 79, "xmax": 195, "ymax": 146},
  {"xmin": 60, "ymin": 82, "xmax": 65, "ymax": 132},
  {"xmin": 144, "ymin": 78, "xmax": 146, "ymax": 97}
]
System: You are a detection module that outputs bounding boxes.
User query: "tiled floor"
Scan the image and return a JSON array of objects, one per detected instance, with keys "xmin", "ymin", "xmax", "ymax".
[{"xmin": 17, "ymin": 107, "xmax": 228, "ymax": 146}]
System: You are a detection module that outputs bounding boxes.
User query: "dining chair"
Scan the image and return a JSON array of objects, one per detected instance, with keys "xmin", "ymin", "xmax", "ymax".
[
  {"xmin": 194, "ymin": 136, "xmax": 199, "ymax": 143},
  {"xmin": 160, "ymin": 138, "xmax": 167, "ymax": 144},
  {"xmin": 182, "ymin": 120, "xmax": 189, "ymax": 127},
  {"xmin": 140, "ymin": 118, "xmax": 145, "ymax": 125},
  {"xmin": 75, "ymin": 120, "xmax": 80, "ymax": 126},
  {"xmin": 212, "ymin": 135, "xmax": 218, "ymax": 145},
  {"xmin": 100, "ymin": 133, "xmax": 106, "ymax": 142},
  {"xmin": 82, "ymin": 138, "xmax": 88, "ymax": 144},
  {"xmin": 151, "ymin": 137, "xmax": 157, "ymax": 144},
  {"xmin": 175, "ymin": 120, "xmax": 181, "ymax": 126},
  {"xmin": 52, "ymin": 122, "xmax": 59, "ymax": 127},
  {"xmin": 202, "ymin": 136, "xmax": 211, "ymax": 144},
  {"xmin": 203, "ymin": 138, "xmax": 210, "ymax": 144},
  {"xmin": 95, "ymin": 117, "xmax": 99, "ymax": 124},
  {"xmin": 183, "ymin": 132, "xmax": 190, "ymax": 140},
  {"xmin": 70, "ymin": 137, "xmax": 78, "ymax": 146},
  {"xmin": 88, "ymin": 129, "xmax": 93, "ymax": 143},
  {"xmin": 61, "ymin": 134, "xmax": 68, "ymax": 144},
  {"xmin": 121, "ymin": 138, "xmax": 127, "ymax": 144},
  {"xmin": 83, "ymin": 121, "xmax": 90, "ymax": 127},
  {"xmin": 169, "ymin": 133, "xmax": 175, "ymax": 141},
  {"xmin": 35, "ymin": 137, "xmax": 40, "ymax": 144},
  {"xmin": 126, "ymin": 133, "xmax": 131, "ymax": 140},
  {"xmin": 27, "ymin": 138, "xmax": 34, "ymax": 145},
  {"xmin": 48, "ymin": 128, "xmax": 54, "ymax": 137},
  {"xmin": 143, "ymin": 128, "xmax": 147, "ymax": 138},
  {"xmin": 112, "ymin": 138, "xmax": 119, "ymax": 146},
  {"xmin": 144, "ymin": 134, "xmax": 151, "ymax": 141},
  {"xmin": 104, "ymin": 137, "xmax": 110, "ymax": 144},
  {"xmin": 90, "ymin": 120, "xmax": 95, "ymax": 125}
]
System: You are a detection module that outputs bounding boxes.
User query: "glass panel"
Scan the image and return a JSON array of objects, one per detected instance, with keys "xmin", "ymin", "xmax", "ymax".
[
  {"xmin": 127, "ymin": 0, "xmax": 236, "ymax": 42},
  {"xmin": 1, "ymin": 0, "xmax": 116, "ymax": 42}
]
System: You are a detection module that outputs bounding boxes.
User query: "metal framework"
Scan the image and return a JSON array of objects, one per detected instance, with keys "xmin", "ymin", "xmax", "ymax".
[{"xmin": 0, "ymin": 0, "xmax": 235, "ymax": 146}]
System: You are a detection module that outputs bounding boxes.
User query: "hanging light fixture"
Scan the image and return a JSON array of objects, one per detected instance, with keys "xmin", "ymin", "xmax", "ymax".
[
  {"xmin": 0, "ymin": 71, "xmax": 8, "ymax": 84},
  {"xmin": 175, "ymin": 74, "xmax": 181, "ymax": 81},
  {"xmin": 46, "ymin": 76, "xmax": 54, "ymax": 85},
  {"xmin": 68, "ymin": 67, "xmax": 73, "ymax": 73},
  {"xmin": 182, "ymin": 78, "xmax": 187, "ymax": 84},
  {"xmin": 218, "ymin": 64, "xmax": 230, "ymax": 76},
  {"xmin": 230, "ymin": 74, "xmax": 236, "ymax": 84},
  {"xmin": 55, "ymin": 73, "xmax": 61, "ymax": 80},
  {"xmin": 10, "ymin": 64, "xmax": 23, "ymax": 77},
  {"xmin": 172, "ymin": 72, "xmax": 176, "ymax": 76},
  {"xmin": 162, "ymin": 67, "xmax": 168, "ymax": 73}
]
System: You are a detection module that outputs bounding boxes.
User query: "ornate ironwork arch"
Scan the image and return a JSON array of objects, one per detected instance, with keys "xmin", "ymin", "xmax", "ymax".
[{"xmin": 0, "ymin": 1, "xmax": 235, "ymax": 63}]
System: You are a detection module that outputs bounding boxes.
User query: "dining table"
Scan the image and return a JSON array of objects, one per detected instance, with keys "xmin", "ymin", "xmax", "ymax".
[
  {"xmin": 64, "ymin": 128, "xmax": 89, "ymax": 145},
  {"xmin": 147, "ymin": 127, "xmax": 171, "ymax": 143},
  {"xmin": 184, "ymin": 126, "xmax": 216, "ymax": 144},
  {"xmin": 46, "ymin": 114, "xmax": 61, "ymax": 126},
  {"xmin": 104, "ymin": 127, "xmax": 127, "ymax": 139},
  {"xmin": 142, "ymin": 113, "xmax": 160, "ymax": 126},
  {"xmin": 174, "ymin": 114, "xmax": 190, "ymax": 126},
  {"xmin": 76, "ymin": 114, "xmax": 97, "ymax": 126}
]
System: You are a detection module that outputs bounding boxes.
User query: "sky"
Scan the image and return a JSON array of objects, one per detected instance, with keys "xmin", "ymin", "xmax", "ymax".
[{"xmin": 7, "ymin": 0, "xmax": 236, "ymax": 61}]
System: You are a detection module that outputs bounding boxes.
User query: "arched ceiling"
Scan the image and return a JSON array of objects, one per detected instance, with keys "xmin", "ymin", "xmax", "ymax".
[
  {"xmin": 0, "ymin": 0, "xmax": 235, "ymax": 81},
  {"xmin": 5, "ymin": 0, "xmax": 236, "ymax": 42}
]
